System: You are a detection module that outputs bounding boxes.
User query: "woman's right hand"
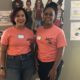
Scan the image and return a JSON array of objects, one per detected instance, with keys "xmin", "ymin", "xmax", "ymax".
[{"xmin": 0, "ymin": 69, "xmax": 6, "ymax": 78}]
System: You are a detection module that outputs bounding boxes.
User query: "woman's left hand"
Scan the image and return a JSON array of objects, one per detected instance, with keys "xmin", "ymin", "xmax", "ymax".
[{"xmin": 48, "ymin": 66, "xmax": 57, "ymax": 80}]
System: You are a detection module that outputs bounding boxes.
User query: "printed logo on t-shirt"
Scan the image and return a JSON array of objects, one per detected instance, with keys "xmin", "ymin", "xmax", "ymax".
[{"xmin": 46, "ymin": 38, "xmax": 53, "ymax": 44}]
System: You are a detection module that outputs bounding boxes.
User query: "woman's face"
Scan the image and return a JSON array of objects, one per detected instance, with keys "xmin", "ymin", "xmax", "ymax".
[
  {"xmin": 14, "ymin": 10, "xmax": 26, "ymax": 27},
  {"xmin": 26, "ymin": 2, "xmax": 31, "ymax": 7},
  {"xmin": 43, "ymin": 8, "xmax": 56, "ymax": 26},
  {"xmin": 37, "ymin": 1, "xmax": 41, "ymax": 6}
]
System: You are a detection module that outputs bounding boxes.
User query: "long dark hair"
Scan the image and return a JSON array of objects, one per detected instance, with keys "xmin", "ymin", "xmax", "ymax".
[{"xmin": 34, "ymin": 0, "xmax": 44, "ymax": 9}]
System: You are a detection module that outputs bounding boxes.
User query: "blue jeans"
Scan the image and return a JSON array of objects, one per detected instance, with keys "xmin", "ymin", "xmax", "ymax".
[{"xmin": 6, "ymin": 52, "xmax": 36, "ymax": 80}]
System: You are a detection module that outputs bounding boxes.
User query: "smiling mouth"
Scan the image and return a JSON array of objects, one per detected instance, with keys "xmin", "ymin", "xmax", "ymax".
[
  {"xmin": 19, "ymin": 21, "xmax": 24, "ymax": 23},
  {"xmin": 45, "ymin": 19, "xmax": 51, "ymax": 22},
  {"xmin": 18, "ymin": 20, "xmax": 25, "ymax": 23}
]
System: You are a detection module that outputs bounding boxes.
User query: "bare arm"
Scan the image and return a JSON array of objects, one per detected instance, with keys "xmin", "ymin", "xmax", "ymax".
[
  {"xmin": 0, "ymin": 45, "xmax": 8, "ymax": 68},
  {"xmin": 48, "ymin": 47, "xmax": 65, "ymax": 80},
  {"xmin": 0, "ymin": 44, "xmax": 8, "ymax": 78},
  {"xmin": 53, "ymin": 47, "xmax": 65, "ymax": 68}
]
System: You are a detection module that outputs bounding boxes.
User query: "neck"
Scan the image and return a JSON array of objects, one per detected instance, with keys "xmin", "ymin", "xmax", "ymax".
[
  {"xmin": 15, "ymin": 25, "xmax": 25, "ymax": 29},
  {"xmin": 43, "ymin": 24, "xmax": 53, "ymax": 29},
  {"xmin": 27, "ymin": 7, "xmax": 31, "ymax": 10}
]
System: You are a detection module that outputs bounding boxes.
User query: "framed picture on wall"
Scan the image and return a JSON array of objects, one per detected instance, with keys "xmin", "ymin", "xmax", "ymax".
[{"xmin": 0, "ymin": 11, "xmax": 12, "ymax": 26}]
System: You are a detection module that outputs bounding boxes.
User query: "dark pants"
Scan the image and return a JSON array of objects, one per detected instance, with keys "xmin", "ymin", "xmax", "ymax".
[
  {"xmin": 6, "ymin": 52, "xmax": 35, "ymax": 80},
  {"xmin": 38, "ymin": 60, "xmax": 64, "ymax": 80}
]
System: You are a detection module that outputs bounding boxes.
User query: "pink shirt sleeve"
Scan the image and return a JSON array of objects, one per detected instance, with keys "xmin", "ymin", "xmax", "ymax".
[
  {"xmin": 1, "ymin": 30, "xmax": 9, "ymax": 45},
  {"xmin": 57, "ymin": 30, "xmax": 67, "ymax": 48}
]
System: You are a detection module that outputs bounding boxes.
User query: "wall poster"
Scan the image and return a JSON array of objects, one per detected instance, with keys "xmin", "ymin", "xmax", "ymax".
[
  {"xmin": 70, "ymin": 22, "xmax": 80, "ymax": 40},
  {"xmin": 70, "ymin": 1, "xmax": 80, "ymax": 20},
  {"xmin": 0, "ymin": 11, "xmax": 12, "ymax": 26}
]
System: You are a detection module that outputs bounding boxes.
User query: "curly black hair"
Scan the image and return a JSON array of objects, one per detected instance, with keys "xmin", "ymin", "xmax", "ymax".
[
  {"xmin": 10, "ymin": 7, "xmax": 28, "ymax": 25},
  {"xmin": 44, "ymin": 2, "xmax": 58, "ymax": 15}
]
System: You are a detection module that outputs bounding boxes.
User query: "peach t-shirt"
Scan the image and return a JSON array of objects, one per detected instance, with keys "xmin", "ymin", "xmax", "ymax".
[
  {"xmin": 36, "ymin": 24, "xmax": 67, "ymax": 62},
  {"xmin": 1, "ymin": 27, "xmax": 34, "ymax": 56}
]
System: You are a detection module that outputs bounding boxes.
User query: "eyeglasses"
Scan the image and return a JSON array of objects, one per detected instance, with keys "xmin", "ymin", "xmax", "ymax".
[{"xmin": 44, "ymin": 12, "xmax": 54, "ymax": 16}]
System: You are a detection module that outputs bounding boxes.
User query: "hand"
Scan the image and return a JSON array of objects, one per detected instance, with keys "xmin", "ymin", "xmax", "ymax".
[
  {"xmin": 48, "ymin": 66, "xmax": 57, "ymax": 80},
  {"xmin": 0, "ymin": 69, "xmax": 6, "ymax": 78}
]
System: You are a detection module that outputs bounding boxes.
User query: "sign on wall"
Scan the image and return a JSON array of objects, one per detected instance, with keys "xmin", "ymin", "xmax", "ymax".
[
  {"xmin": 0, "ymin": 11, "xmax": 12, "ymax": 26},
  {"xmin": 70, "ymin": 1, "xmax": 80, "ymax": 20},
  {"xmin": 70, "ymin": 22, "xmax": 80, "ymax": 40}
]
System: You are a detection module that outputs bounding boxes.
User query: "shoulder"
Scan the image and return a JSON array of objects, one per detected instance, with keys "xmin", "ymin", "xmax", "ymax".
[
  {"xmin": 52, "ymin": 24, "xmax": 64, "ymax": 34},
  {"xmin": 36, "ymin": 26, "xmax": 43, "ymax": 32},
  {"xmin": 2, "ymin": 27, "xmax": 14, "ymax": 38},
  {"xmin": 3, "ymin": 27, "xmax": 14, "ymax": 33},
  {"xmin": 25, "ymin": 27, "xmax": 34, "ymax": 34}
]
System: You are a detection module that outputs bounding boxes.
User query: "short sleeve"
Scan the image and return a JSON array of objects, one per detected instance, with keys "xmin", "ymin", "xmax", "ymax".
[
  {"xmin": 57, "ymin": 30, "xmax": 67, "ymax": 48},
  {"xmin": 1, "ymin": 30, "xmax": 10, "ymax": 45}
]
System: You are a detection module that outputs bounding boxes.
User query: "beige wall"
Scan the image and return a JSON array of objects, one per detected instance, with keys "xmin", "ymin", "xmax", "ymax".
[
  {"xmin": 0, "ymin": 0, "xmax": 12, "ymax": 30},
  {"xmin": 0, "ymin": 0, "xmax": 11, "ymax": 10}
]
